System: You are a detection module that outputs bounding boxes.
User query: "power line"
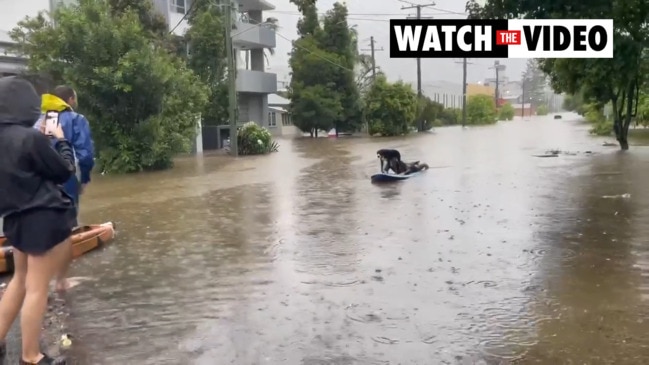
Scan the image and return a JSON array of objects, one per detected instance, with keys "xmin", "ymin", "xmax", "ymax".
[
  {"xmin": 360, "ymin": 36, "xmax": 384, "ymax": 79},
  {"xmin": 169, "ymin": 1, "xmax": 199, "ymax": 34},
  {"xmin": 268, "ymin": 10, "xmax": 467, "ymax": 16},
  {"xmin": 275, "ymin": 32, "xmax": 354, "ymax": 72},
  {"xmin": 399, "ymin": 1, "xmax": 436, "ymax": 132}
]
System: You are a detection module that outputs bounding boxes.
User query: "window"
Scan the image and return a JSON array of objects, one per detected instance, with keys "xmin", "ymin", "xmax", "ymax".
[
  {"xmin": 282, "ymin": 113, "xmax": 292, "ymax": 126},
  {"xmin": 170, "ymin": 0, "xmax": 185, "ymax": 14},
  {"xmin": 268, "ymin": 112, "xmax": 277, "ymax": 127}
]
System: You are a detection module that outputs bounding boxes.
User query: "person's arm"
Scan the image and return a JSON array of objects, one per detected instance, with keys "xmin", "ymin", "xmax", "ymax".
[
  {"xmin": 71, "ymin": 114, "xmax": 95, "ymax": 184},
  {"xmin": 29, "ymin": 132, "xmax": 76, "ymax": 185}
]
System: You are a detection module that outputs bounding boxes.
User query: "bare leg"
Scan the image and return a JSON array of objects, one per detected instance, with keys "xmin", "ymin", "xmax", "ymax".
[
  {"xmin": 0, "ymin": 248, "xmax": 27, "ymax": 340},
  {"xmin": 56, "ymin": 206, "xmax": 77, "ymax": 292},
  {"xmin": 21, "ymin": 239, "xmax": 71, "ymax": 363},
  {"xmin": 54, "ymin": 245, "xmax": 72, "ymax": 292}
]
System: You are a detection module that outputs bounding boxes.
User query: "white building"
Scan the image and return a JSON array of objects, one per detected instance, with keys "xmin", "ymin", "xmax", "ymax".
[{"xmin": 154, "ymin": 0, "xmax": 277, "ymax": 128}]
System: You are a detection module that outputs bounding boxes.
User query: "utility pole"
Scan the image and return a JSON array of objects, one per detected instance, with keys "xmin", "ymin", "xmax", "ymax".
[
  {"xmin": 455, "ymin": 58, "xmax": 473, "ymax": 127},
  {"xmin": 400, "ymin": 1, "xmax": 436, "ymax": 131},
  {"xmin": 361, "ymin": 36, "xmax": 383, "ymax": 79},
  {"xmin": 490, "ymin": 60, "xmax": 506, "ymax": 108},
  {"xmin": 224, "ymin": 0, "xmax": 238, "ymax": 156}
]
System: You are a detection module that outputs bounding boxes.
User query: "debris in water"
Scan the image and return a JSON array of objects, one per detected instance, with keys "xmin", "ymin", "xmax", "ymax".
[
  {"xmin": 60, "ymin": 334, "xmax": 72, "ymax": 348},
  {"xmin": 602, "ymin": 193, "xmax": 631, "ymax": 199}
]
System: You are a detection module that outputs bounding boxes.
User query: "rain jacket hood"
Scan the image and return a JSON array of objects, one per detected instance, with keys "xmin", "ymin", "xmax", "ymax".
[
  {"xmin": 41, "ymin": 93, "xmax": 73, "ymax": 113},
  {"xmin": 0, "ymin": 76, "xmax": 42, "ymax": 127}
]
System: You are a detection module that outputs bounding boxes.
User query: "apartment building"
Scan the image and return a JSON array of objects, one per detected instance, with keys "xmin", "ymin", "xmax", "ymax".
[{"xmin": 154, "ymin": 0, "xmax": 278, "ymax": 134}]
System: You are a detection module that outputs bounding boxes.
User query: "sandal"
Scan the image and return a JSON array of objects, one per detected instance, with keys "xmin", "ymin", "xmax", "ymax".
[
  {"xmin": 19, "ymin": 353, "xmax": 66, "ymax": 364},
  {"xmin": 0, "ymin": 340, "xmax": 5, "ymax": 357}
]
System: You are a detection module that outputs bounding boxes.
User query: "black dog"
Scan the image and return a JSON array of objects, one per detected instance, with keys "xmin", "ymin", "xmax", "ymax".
[{"xmin": 377, "ymin": 149, "xmax": 401, "ymax": 173}]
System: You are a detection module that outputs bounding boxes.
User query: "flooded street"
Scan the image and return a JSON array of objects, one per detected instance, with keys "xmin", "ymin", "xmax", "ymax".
[{"xmin": 19, "ymin": 115, "xmax": 649, "ymax": 364}]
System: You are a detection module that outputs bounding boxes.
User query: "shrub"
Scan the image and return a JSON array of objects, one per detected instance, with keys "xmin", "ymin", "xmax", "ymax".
[
  {"xmin": 498, "ymin": 103, "xmax": 515, "ymax": 120},
  {"xmin": 237, "ymin": 122, "xmax": 279, "ymax": 155},
  {"xmin": 536, "ymin": 104, "xmax": 549, "ymax": 115}
]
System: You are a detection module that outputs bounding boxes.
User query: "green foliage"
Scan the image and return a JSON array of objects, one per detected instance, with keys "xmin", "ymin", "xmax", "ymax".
[
  {"xmin": 584, "ymin": 104, "xmax": 613, "ymax": 136},
  {"xmin": 10, "ymin": 0, "xmax": 208, "ymax": 173},
  {"xmin": 108, "ymin": 0, "xmax": 168, "ymax": 39},
  {"xmin": 466, "ymin": 0, "xmax": 648, "ymax": 149},
  {"xmin": 417, "ymin": 96, "xmax": 445, "ymax": 130},
  {"xmin": 185, "ymin": 5, "xmax": 228, "ymax": 127},
  {"xmin": 498, "ymin": 103, "xmax": 515, "ymax": 121},
  {"xmin": 637, "ymin": 93, "xmax": 649, "ymax": 127},
  {"xmin": 289, "ymin": 34, "xmax": 343, "ymax": 134},
  {"xmin": 562, "ymin": 94, "xmax": 577, "ymax": 111},
  {"xmin": 536, "ymin": 104, "xmax": 549, "ymax": 116},
  {"xmin": 237, "ymin": 122, "xmax": 279, "ymax": 155},
  {"xmin": 288, "ymin": 1, "xmax": 361, "ymax": 135},
  {"xmin": 440, "ymin": 108, "xmax": 461, "ymax": 125},
  {"xmin": 364, "ymin": 75, "xmax": 417, "ymax": 136},
  {"xmin": 466, "ymin": 94, "xmax": 497, "ymax": 125},
  {"xmin": 562, "ymin": 92, "xmax": 587, "ymax": 115}
]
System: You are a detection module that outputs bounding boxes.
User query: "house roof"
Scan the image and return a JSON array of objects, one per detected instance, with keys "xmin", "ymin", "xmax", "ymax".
[
  {"xmin": 269, "ymin": 106, "xmax": 287, "ymax": 113},
  {"xmin": 268, "ymin": 93, "xmax": 289, "ymax": 106}
]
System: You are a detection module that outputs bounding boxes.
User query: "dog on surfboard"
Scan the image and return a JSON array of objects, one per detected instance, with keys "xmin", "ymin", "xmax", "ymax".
[
  {"xmin": 377, "ymin": 149, "xmax": 401, "ymax": 173},
  {"xmin": 377, "ymin": 149, "xmax": 428, "ymax": 175}
]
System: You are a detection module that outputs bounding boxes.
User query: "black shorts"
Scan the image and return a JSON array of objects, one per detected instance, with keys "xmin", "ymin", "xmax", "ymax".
[{"xmin": 3, "ymin": 208, "xmax": 76, "ymax": 255}]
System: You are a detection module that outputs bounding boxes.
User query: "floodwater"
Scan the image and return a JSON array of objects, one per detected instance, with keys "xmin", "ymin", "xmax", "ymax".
[{"xmin": 8, "ymin": 114, "xmax": 649, "ymax": 364}]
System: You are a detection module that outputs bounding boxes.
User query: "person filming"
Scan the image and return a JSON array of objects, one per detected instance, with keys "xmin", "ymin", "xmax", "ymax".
[{"xmin": 0, "ymin": 76, "xmax": 74, "ymax": 364}]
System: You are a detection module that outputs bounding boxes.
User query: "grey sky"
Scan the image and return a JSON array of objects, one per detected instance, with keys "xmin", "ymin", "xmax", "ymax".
[
  {"xmin": 1, "ymin": 0, "xmax": 527, "ymax": 92},
  {"xmin": 265, "ymin": 0, "xmax": 527, "ymax": 89}
]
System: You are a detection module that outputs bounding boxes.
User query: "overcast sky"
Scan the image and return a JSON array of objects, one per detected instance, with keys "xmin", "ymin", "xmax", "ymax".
[
  {"xmin": 264, "ymin": 0, "xmax": 527, "ymax": 88},
  {"xmin": 1, "ymin": 0, "xmax": 527, "ymax": 90}
]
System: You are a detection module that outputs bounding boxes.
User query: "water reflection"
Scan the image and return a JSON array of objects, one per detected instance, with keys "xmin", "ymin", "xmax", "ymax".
[
  {"xmin": 516, "ymin": 150, "xmax": 649, "ymax": 364},
  {"xmin": 22, "ymin": 114, "xmax": 648, "ymax": 364}
]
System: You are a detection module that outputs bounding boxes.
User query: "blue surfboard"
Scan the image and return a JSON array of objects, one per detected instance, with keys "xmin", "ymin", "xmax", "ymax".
[{"xmin": 371, "ymin": 171, "xmax": 420, "ymax": 183}]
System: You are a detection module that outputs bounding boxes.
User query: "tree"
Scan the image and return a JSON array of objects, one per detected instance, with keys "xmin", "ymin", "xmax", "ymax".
[
  {"xmin": 521, "ymin": 59, "xmax": 547, "ymax": 108},
  {"xmin": 289, "ymin": 35, "xmax": 343, "ymax": 136},
  {"xmin": 317, "ymin": 3, "xmax": 362, "ymax": 134},
  {"xmin": 185, "ymin": 4, "xmax": 228, "ymax": 126},
  {"xmin": 356, "ymin": 54, "xmax": 381, "ymax": 96},
  {"xmin": 108, "ymin": 0, "xmax": 168, "ymax": 38},
  {"xmin": 10, "ymin": 0, "xmax": 208, "ymax": 172},
  {"xmin": 417, "ymin": 96, "xmax": 444, "ymax": 129},
  {"xmin": 466, "ymin": 94, "xmax": 497, "ymax": 125},
  {"xmin": 364, "ymin": 75, "xmax": 417, "ymax": 136},
  {"xmin": 499, "ymin": 103, "xmax": 515, "ymax": 120},
  {"xmin": 291, "ymin": 83, "xmax": 342, "ymax": 136},
  {"xmin": 440, "ymin": 108, "xmax": 461, "ymax": 125},
  {"xmin": 466, "ymin": 0, "xmax": 649, "ymax": 149},
  {"xmin": 636, "ymin": 92, "xmax": 649, "ymax": 127},
  {"xmin": 288, "ymin": 0, "xmax": 361, "ymax": 136}
]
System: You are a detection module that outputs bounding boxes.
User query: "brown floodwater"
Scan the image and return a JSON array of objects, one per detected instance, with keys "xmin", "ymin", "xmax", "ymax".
[{"xmin": 6, "ymin": 114, "xmax": 649, "ymax": 364}]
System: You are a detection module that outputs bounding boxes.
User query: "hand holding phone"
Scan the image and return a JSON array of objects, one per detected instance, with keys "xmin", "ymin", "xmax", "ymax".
[{"xmin": 43, "ymin": 112, "xmax": 64, "ymax": 139}]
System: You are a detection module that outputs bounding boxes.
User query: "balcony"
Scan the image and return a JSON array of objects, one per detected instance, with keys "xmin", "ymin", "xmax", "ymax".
[
  {"xmin": 237, "ymin": 0, "xmax": 275, "ymax": 11},
  {"xmin": 233, "ymin": 21, "xmax": 276, "ymax": 49},
  {"xmin": 236, "ymin": 70, "xmax": 277, "ymax": 94}
]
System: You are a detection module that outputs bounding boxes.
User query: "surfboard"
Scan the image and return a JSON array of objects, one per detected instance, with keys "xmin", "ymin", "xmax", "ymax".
[{"xmin": 371, "ymin": 171, "xmax": 420, "ymax": 183}]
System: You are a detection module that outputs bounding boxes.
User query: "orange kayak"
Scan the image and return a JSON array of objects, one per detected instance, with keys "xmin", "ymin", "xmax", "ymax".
[{"xmin": 0, "ymin": 222, "xmax": 115, "ymax": 274}]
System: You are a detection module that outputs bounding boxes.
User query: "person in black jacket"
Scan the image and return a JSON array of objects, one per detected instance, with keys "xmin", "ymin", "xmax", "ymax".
[{"xmin": 0, "ymin": 76, "xmax": 74, "ymax": 364}]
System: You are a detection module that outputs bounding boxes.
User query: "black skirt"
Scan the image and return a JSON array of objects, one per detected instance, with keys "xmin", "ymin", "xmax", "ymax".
[{"xmin": 3, "ymin": 207, "xmax": 76, "ymax": 255}]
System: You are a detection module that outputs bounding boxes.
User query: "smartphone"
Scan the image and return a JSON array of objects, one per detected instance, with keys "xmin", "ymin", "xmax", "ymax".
[{"xmin": 44, "ymin": 112, "xmax": 59, "ymax": 135}]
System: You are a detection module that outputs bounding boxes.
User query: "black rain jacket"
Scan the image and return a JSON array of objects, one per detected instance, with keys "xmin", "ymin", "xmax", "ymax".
[{"xmin": 0, "ymin": 76, "xmax": 76, "ymax": 218}]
